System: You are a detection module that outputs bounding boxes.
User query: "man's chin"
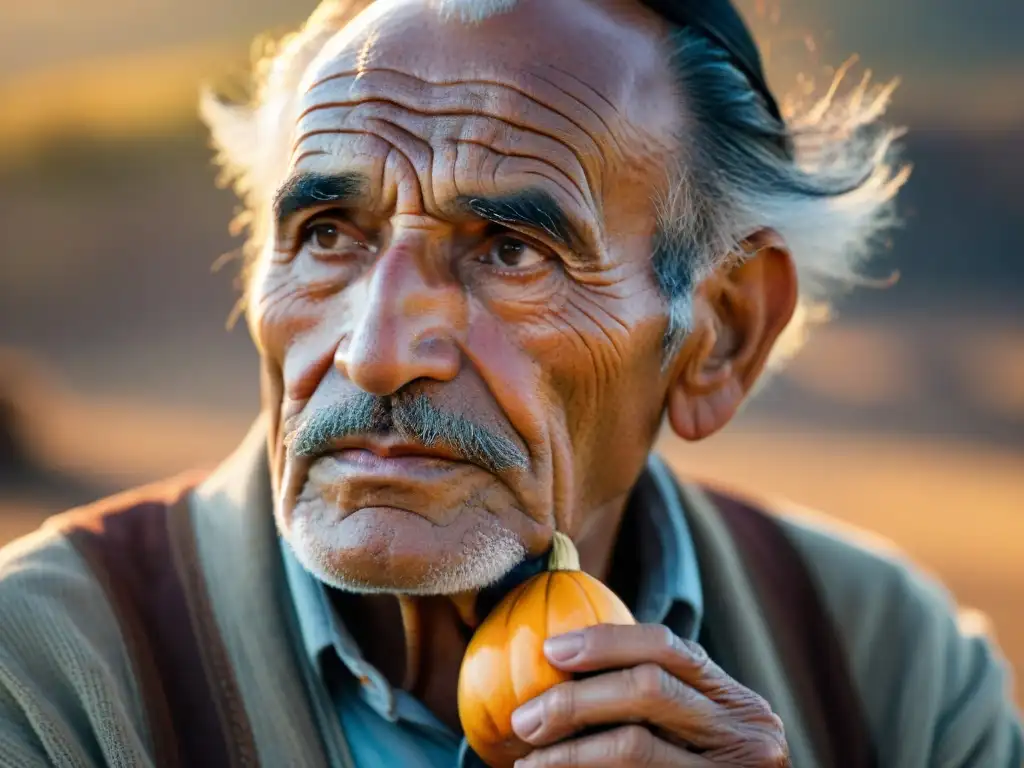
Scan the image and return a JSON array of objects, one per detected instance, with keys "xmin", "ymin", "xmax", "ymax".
[{"xmin": 285, "ymin": 502, "xmax": 527, "ymax": 596}]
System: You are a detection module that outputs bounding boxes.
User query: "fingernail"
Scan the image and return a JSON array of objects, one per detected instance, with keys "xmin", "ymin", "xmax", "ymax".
[
  {"xmin": 544, "ymin": 631, "xmax": 584, "ymax": 662},
  {"xmin": 511, "ymin": 699, "xmax": 544, "ymax": 740}
]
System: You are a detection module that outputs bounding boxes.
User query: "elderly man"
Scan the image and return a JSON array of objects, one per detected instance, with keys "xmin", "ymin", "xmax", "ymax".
[{"xmin": 1, "ymin": 0, "xmax": 1021, "ymax": 766}]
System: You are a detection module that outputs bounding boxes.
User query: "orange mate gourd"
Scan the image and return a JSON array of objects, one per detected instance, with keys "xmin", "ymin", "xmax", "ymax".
[{"xmin": 457, "ymin": 532, "xmax": 636, "ymax": 767}]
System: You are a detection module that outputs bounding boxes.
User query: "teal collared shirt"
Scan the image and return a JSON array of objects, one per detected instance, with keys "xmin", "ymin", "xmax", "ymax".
[{"xmin": 280, "ymin": 455, "xmax": 702, "ymax": 768}]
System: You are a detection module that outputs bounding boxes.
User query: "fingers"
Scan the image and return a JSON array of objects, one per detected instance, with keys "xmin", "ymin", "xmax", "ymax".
[
  {"xmin": 514, "ymin": 725, "xmax": 714, "ymax": 768},
  {"xmin": 511, "ymin": 662, "xmax": 734, "ymax": 749},
  {"xmin": 520, "ymin": 623, "xmax": 788, "ymax": 760},
  {"xmin": 543, "ymin": 624, "xmax": 729, "ymax": 695}
]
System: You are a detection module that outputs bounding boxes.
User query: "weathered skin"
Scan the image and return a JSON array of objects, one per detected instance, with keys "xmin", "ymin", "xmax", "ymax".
[
  {"xmin": 253, "ymin": 0, "xmax": 796, "ymax": 758},
  {"xmin": 262, "ymin": 0, "xmax": 682, "ymax": 591}
]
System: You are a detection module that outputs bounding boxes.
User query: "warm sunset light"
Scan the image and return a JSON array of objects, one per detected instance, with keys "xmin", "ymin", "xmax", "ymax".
[
  {"xmin": 0, "ymin": 44, "xmax": 242, "ymax": 158},
  {"xmin": 1, "ymin": 1, "xmax": 1021, "ymax": 764}
]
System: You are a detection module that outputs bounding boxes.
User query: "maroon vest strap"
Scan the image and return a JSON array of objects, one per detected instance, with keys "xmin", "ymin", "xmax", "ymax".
[
  {"xmin": 56, "ymin": 478, "xmax": 259, "ymax": 768},
  {"xmin": 704, "ymin": 488, "xmax": 878, "ymax": 768}
]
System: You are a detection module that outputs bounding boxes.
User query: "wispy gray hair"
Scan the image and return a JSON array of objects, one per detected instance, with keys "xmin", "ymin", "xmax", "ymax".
[
  {"xmin": 654, "ymin": 28, "xmax": 908, "ymax": 365},
  {"xmin": 201, "ymin": 0, "xmax": 908, "ymax": 368}
]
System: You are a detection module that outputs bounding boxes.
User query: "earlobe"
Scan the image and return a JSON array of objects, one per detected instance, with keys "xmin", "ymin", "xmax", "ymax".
[
  {"xmin": 665, "ymin": 310, "xmax": 742, "ymax": 442},
  {"xmin": 665, "ymin": 230, "xmax": 797, "ymax": 442},
  {"xmin": 667, "ymin": 371, "xmax": 744, "ymax": 442}
]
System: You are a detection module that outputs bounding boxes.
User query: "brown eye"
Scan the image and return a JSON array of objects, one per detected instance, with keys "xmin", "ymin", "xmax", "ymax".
[
  {"xmin": 310, "ymin": 222, "xmax": 343, "ymax": 250},
  {"xmin": 300, "ymin": 215, "xmax": 374, "ymax": 258},
  {"xmin": 483, "ymin": 236, "xmax": 548, "ymax": 270}
]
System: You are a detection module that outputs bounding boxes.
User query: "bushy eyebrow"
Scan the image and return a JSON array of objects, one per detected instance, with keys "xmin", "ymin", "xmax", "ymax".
[
  {"xmin": 458, "ymin": 189, "xmax": 588, "ymax": 254},
  {"xmin": 273, "ymin": 173, "xmax": 598, "ymax": 262},
  {"xmin": 273, "ymin": 171, "xmax": 367, "ymax": 225}
]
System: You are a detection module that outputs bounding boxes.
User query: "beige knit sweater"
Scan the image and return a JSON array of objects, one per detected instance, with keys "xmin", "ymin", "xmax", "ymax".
[{"xmin": 0, "ymin": 419, "xmax": 1021, "ymax": 767}]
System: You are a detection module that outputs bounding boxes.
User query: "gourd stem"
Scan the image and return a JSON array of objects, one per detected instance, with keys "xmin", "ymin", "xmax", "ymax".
[{"xmin": 548, "ymin": 531, "xmax": 581, "ymax": 571}]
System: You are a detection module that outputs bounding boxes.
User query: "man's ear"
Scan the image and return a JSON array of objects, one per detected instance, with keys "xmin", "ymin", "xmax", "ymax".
[{"xmin": 666, "ymin": 229, "xmax": 797, "ymax": 442}]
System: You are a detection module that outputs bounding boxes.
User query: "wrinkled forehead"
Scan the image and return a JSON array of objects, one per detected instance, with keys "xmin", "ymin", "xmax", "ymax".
[{"xmin": 285, "ymin": 0, "xmax": 679, "ymax": 190}]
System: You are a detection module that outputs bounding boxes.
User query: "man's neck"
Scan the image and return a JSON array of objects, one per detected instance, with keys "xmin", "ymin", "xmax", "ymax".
[{"xmin": 575, "ymin": 490, "xmax": 632, "ymax": 582}]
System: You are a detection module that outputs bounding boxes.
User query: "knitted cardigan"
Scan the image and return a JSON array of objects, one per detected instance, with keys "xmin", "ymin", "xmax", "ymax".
[{"xmin": 0, "ymin": 418, "xmax": 1020, "ymax": 767}]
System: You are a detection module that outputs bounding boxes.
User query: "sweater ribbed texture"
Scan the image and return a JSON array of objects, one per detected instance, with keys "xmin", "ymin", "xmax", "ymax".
[{"xmin": 0, "ymin": 423, "xmax": 1020, "ymax": 767}]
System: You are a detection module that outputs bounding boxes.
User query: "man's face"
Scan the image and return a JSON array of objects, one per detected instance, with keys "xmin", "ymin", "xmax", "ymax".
[{"xmin": 251, "ymin": 0, "xmax": 682, "ymax": 594}]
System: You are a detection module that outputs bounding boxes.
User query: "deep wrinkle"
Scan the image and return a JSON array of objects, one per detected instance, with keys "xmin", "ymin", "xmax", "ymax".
[
  {"xmin": 303, "ymin": 65, "xmax": 611, "ymax": 165},
  {"xmin": 291, "ymin": 66, "xmax": 606, "ymax": 203},
  {"xmin": 292, "ymin": 101, "xmax": 595, "ymax": 206}
]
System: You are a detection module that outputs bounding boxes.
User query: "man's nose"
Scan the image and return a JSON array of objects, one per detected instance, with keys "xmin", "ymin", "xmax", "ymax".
[{"xmin": 335, "ymin": 241, "xmax": 463, "ymax": 396}]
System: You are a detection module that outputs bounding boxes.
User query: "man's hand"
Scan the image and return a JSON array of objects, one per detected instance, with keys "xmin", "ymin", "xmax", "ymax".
[{"xmin": 509, "ymin": 624, "xmax": 790, "ymax": 767}]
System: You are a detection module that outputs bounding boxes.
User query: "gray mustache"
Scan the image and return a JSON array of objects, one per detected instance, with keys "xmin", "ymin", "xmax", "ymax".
[{"xmin": 288, "ymin": 392, "xmax": 528, "ymax": 474}]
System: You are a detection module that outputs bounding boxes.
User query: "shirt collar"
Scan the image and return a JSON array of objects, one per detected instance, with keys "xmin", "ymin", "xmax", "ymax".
[
  {"xmin": 281, "ymin": 542, "xmax": 335, "ymax": 662},
  {"xmin": 280, "ymin": 540, "xmax": 400, "ymax": 717},
  {"xmin": 280, "ymin": 453, "xmax": 704, "ymax": 680},
  {"xmin": 636, "ymin": 453, "xmax": 704, "ymax": 639}
]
